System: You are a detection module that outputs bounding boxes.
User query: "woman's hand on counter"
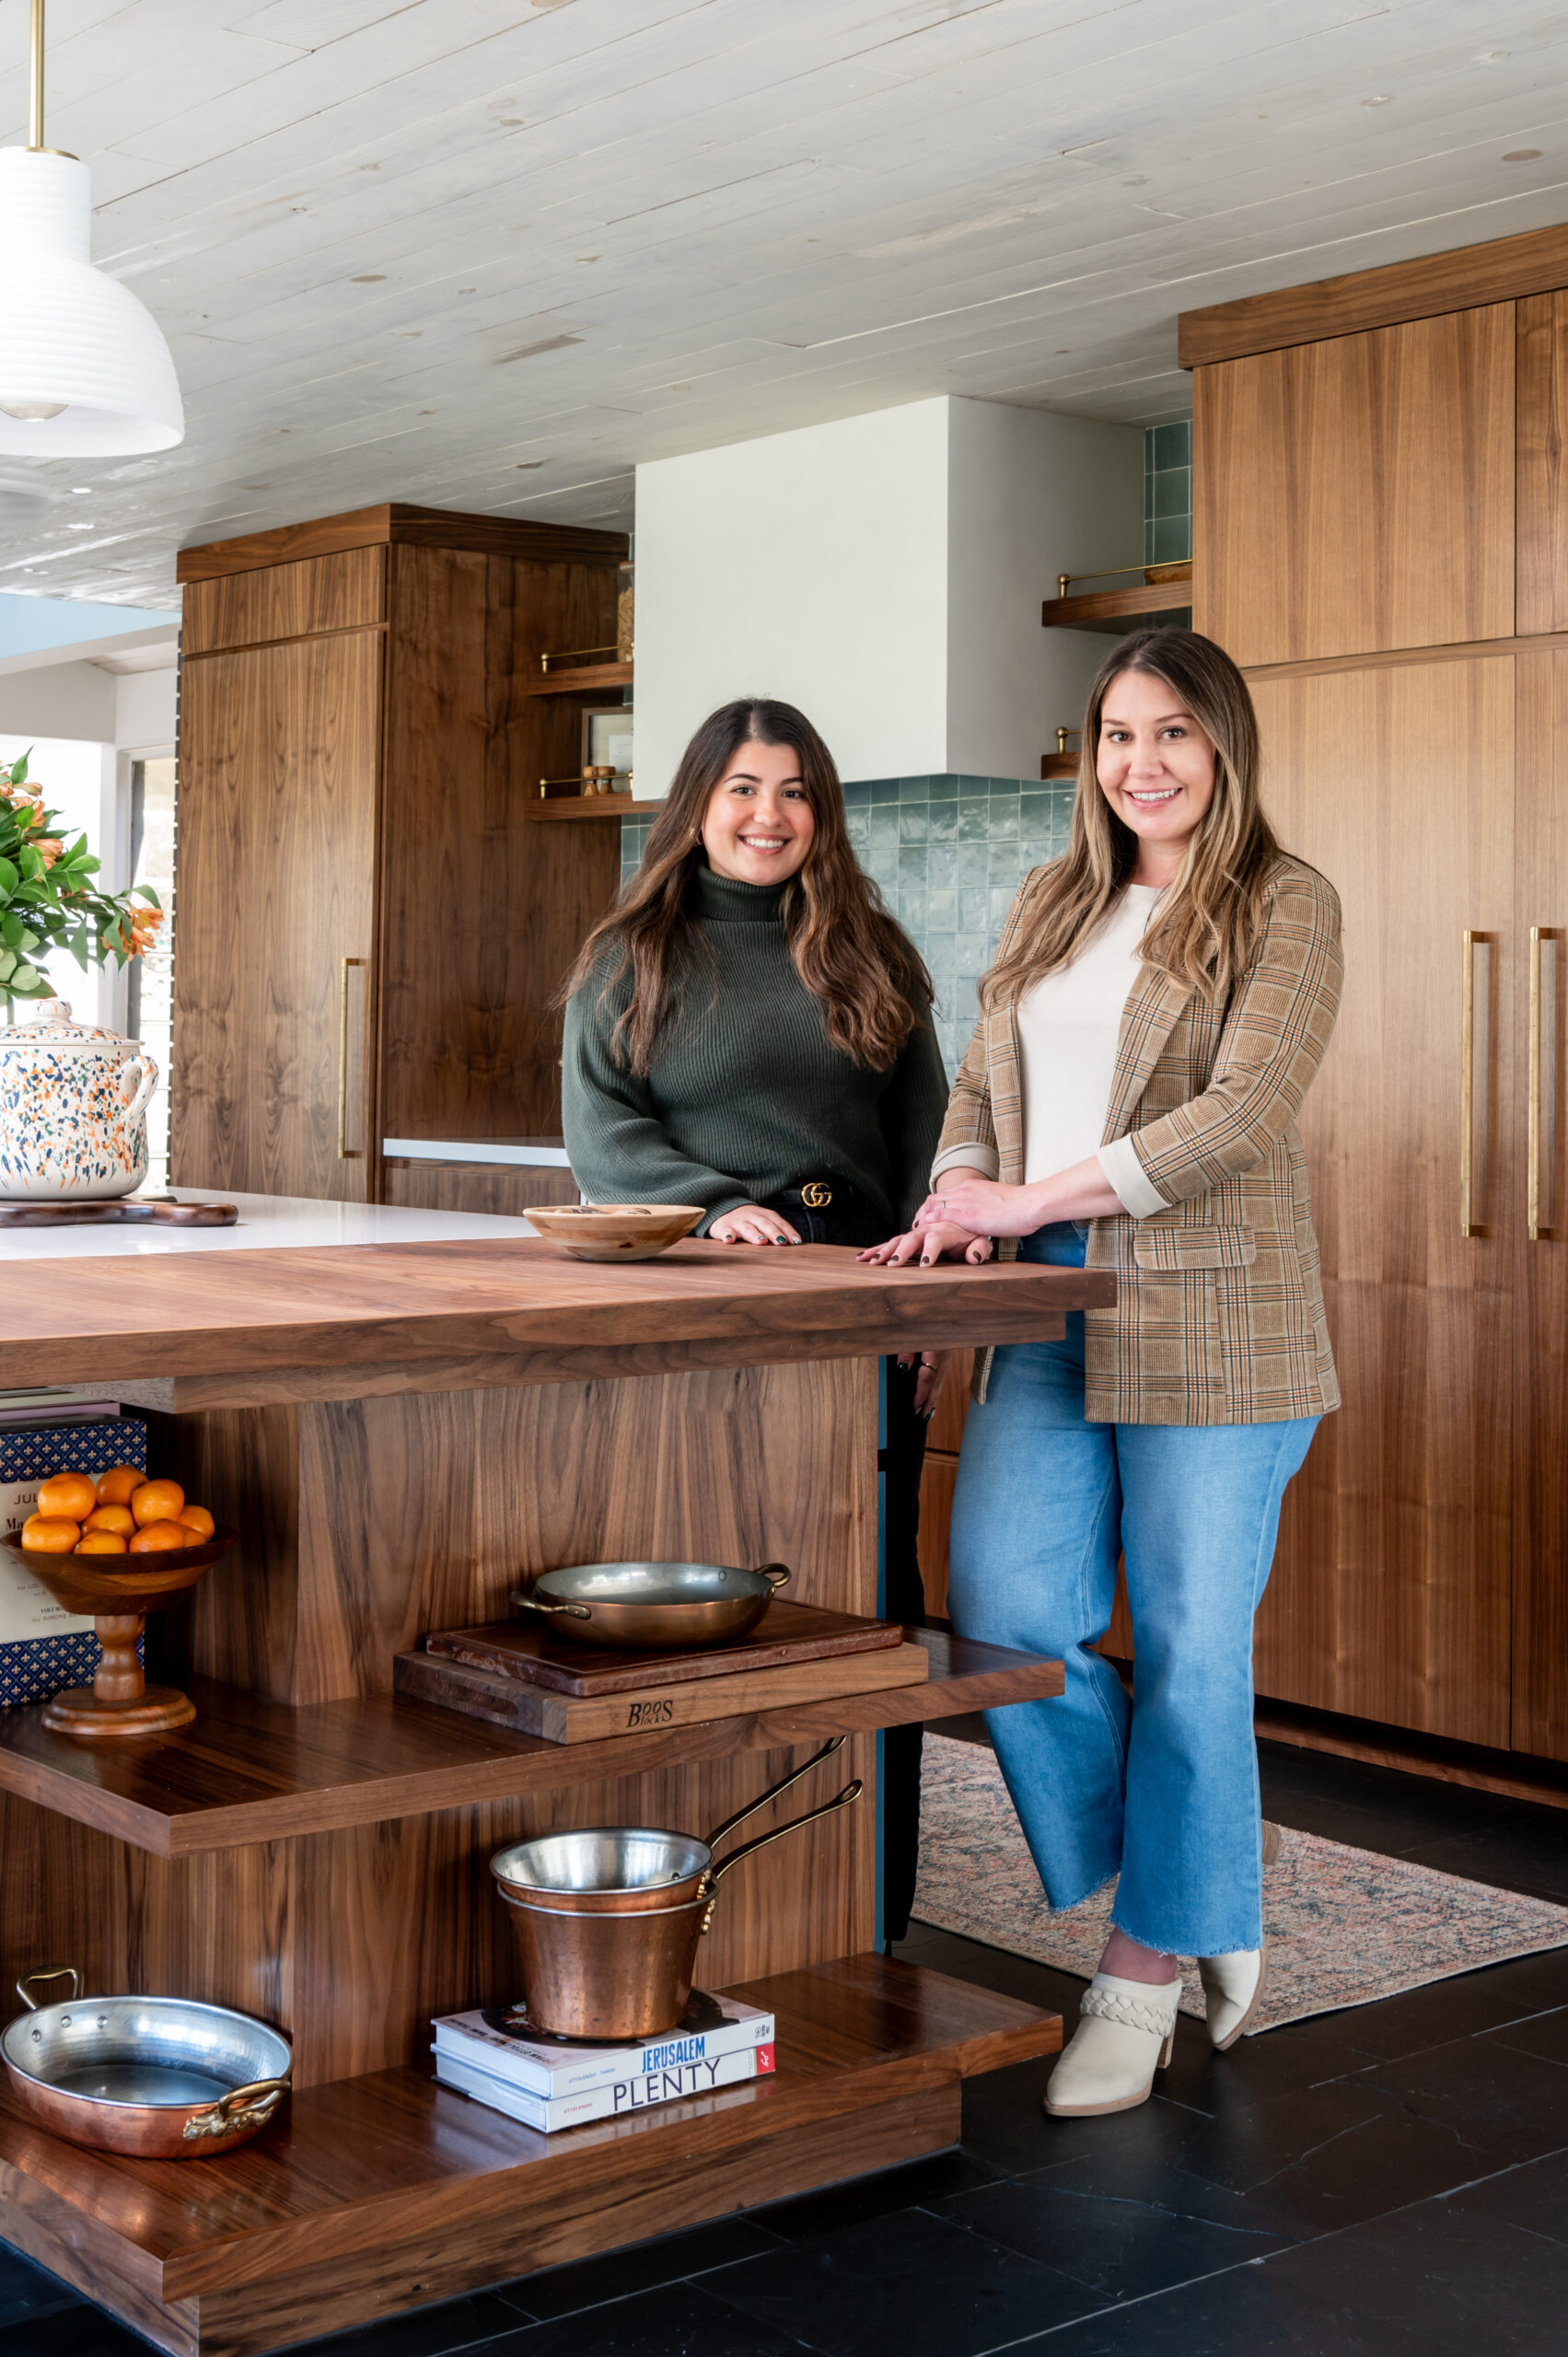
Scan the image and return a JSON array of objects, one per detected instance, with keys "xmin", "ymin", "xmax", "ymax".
[
  {"xmin": 912, "ymin": 1178, "xmax": 1042, "ymax": 1238},
  {"xmin": 708, "ymin": 1203, "xmax": 804, "ymax": 1245},
  {"xmin": 857, "ymin": 1221, "xmax": 993, "ymax": 1268}
]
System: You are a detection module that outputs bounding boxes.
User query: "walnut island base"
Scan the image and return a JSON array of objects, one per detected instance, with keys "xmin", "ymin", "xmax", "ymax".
[{"xmin": 0, "ymin": 1225, "xmax": 1107, "ymax": 2354}]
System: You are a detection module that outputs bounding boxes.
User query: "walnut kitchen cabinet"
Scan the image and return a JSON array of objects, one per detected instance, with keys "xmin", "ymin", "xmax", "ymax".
[
  {"xmin": 172, "ymin": 505, "xmax": 626, "ymax": 1202},
  {"xmin": 1178, "ymin": 223, "xmax": 1568, "ymax": 1777}
]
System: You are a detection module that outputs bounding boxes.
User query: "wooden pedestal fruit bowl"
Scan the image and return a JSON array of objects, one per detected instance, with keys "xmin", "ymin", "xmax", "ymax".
[
  {"xmin": 4, "ymin": 1529, "xmax": 236, "ymax": 1739},
  {"xmin": 525, "ymin": 1202, "xmax": 704, "ymax": 1260}
]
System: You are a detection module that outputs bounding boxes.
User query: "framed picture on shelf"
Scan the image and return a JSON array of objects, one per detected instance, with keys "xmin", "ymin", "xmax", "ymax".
[{"xmin": 581, "ymin": 704, "xmax": 633, "ymax": 786}]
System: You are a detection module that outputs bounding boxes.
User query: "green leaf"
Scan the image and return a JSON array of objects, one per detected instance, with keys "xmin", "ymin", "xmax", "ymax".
[
  {"xmin": 17, "ymin": 926, "xmax": 39, "ymax": 953},
  {"xmin": 0, "ymin": 950, "xmax": 14, "ymax": 981},
  {"xmin": 11, "ymin": 750, "xmax": 29, "ymax": 785},
  {"xmin": 17, "ymin": 846, "xmax": 41, "ymax": 881},
  {"xmin": 69, "ymin": 933, "xmax": 88, "ymax": 970},
  {"xmin": 8, "ymin": 962, "xmax": 41, "ymax": 993},
  {"xmin": 0, "ymin": 856, "xmax": 16, "ymax": 895},
  {"xmin": 134, "ymin": 884, "xmax": 162, "ymax": 911}
]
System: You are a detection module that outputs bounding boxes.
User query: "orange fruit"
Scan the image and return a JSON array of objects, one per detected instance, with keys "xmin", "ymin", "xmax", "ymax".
[
  {"xmin": 20, "ymin": 1515, "xmax": 80, "ymax": 1552},
  {"xmin": 129, "ymin": 1520, "xmax": 192, "ymax": 1553},
  {"xmin": 131, "ymin": 1479, "xmax": 184, "ymax": 1528},
  {"xmin": 37, "ymin": 1472, "xmax": 96, "ymax": 1522},
  {"xmin": 85, "ymin": 1504, "xmax": 135, "ymax": 1537},
  {"xmin": 95, "ymin": 1465, "xmax": 145, "ymax": 1508},
  {"xmin": 177, "ymin": 1504, "xmax": 215, "ymax": 1541},
  {"xmin": 75, "ymin": 1529, "xmax": 128, "ymax": 1554}
]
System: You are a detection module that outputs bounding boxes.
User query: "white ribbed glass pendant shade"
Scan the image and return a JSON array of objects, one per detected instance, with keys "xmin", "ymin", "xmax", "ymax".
[{"xmin": 0, "ymin": 147, "xmax": 183, "ymax": 454}]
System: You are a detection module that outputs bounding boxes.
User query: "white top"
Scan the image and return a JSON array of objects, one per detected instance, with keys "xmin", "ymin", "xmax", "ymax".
[
  {"xmin": 0, "ymin": 1190, "xmax": 546, "ymax": 1264},
  {"xmin": 931, "ymin": 885, "xmax": 1170, "ymax": 1219}
]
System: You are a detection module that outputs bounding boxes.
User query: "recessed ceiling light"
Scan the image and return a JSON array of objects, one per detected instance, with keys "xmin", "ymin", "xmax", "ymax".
[
  {"xmin": 1363, "ymin": 94, "xmax": 1394, "ymax": 107},
  {"xmin": 352, "ymin": 273, "xmax": 387, "ymax": 284},
  {"xmin": 70, "ymin": 484, "xmax": 90, "ymax": 493},
  {"xmin": 67, "ymin": 521, "xmax": 92, "ymax": 529},
  {"xmin": 1504, "ymin": 148, "xmax": 1542, "ymax": 161}
]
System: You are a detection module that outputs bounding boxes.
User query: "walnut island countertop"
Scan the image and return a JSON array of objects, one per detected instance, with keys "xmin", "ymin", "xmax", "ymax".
[
  {"xmin": 0, "ymin": 1186, "xmax": 1100, "ymax": 2353},
  {"xmin": 0, "ymin": 1188, "xmax": 1115, "ymax": 1405}
]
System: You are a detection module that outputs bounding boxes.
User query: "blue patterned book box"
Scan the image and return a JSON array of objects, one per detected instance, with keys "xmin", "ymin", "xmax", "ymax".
[{"xmin": 0, "ymin": 1417, "xmax": 146, "ymax": 1707}]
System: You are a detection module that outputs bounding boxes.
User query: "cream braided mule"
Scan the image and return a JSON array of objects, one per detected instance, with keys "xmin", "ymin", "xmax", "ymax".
[{"xmin": 1042, "ymin": 1971, "xmax": 1184, "ymax": 2118}]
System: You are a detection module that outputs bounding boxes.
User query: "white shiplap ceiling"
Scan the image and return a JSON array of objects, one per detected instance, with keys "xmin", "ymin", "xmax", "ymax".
[{"xmin": 1, "ymin": 0, "xmax": 1564, "ymax": 604}]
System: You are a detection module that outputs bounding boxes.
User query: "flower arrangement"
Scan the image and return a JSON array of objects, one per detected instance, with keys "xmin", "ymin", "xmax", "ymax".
[{"xmin": 0, "ymin": 751, "xmax": 163, "ymax": 1010}]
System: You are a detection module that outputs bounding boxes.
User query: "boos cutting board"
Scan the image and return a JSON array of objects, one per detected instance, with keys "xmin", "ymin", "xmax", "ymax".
[
  {"xmin": 395, "ymin": 1632, "xmax": 928, "ymax": 1744},
  {"xmin": 423, "ymin": 1598, "xmax": 904, "ymax": 1695}
]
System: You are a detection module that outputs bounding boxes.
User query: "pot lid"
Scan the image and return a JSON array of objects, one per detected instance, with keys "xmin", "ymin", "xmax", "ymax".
[{"xmin": 0, "ymin": 997, "xmax": 136, "ymax": 1050}]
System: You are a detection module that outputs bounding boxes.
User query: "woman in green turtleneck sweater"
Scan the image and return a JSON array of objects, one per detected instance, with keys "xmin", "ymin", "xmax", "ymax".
[{"xmin": 560, "ymin": 696, "xmax": 948, "ymax": 1939}]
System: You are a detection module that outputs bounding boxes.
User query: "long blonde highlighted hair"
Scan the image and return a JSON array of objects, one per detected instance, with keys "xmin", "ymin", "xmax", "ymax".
[{"xmin": 982, "ymin": 628, "xmax": 1280, "ymax": 1012}]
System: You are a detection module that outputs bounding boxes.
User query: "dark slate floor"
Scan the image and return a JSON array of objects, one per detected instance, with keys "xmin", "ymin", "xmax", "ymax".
[{"xmin": 7, "ymin": 1736, "xmax": 1568, "ymax": 2357}]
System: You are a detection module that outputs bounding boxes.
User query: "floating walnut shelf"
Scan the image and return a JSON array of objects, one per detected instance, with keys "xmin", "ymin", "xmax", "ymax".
[
  {"xmin": 525, "ymin": 661, "xmax": 634, "ymax": 696},
  {"xmin": 528, "ymin": 794, "xmax": 664, "ymax": 822},
  {"xmin": 1042, "ymin": 566, "xmax": 1192, "ymax": 633}
]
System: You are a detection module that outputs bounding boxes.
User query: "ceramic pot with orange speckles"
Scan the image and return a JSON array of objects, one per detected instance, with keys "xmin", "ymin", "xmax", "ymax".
[{"xmin": 0, "ymin": 996, "xmax": 158, "ymax": 1200}]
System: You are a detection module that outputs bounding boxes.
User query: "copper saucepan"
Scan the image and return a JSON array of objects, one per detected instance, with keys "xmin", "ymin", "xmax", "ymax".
[
  {"xmin": 490, "ymin": 1737, "xmax": 862, "ymax": 2038},
  {"xmin": 2, "ymin": 1968, "xmax": 291, "ymax": 2158},
  {"xmin": 509, "ymin": 1560, "xmax": 791, "ymax": 1650}
]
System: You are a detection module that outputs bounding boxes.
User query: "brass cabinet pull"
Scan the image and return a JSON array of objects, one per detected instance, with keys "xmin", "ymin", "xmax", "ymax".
[
  {"xmin": 1529, "ymin": 927, "xmax": 1561, "ymax": 1242},
  {"xmin": 338, "ymin": 957, "xmax": 368, "ymax": 1161},
  {"xmin": 1460, "ymin": 929, "xmax": 1480, "ymax": 1237}
]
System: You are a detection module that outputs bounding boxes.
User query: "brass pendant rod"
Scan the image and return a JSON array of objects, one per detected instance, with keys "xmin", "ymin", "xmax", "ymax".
[{"xmin": 29, "ymin": 0, "xmax": 45, "ymax": 150}]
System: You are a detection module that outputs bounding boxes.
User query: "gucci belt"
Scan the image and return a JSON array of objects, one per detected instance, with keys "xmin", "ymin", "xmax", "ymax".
[{"xmin": 800, "ymin": 1181, "xmax": 833, "ymax": 1208}]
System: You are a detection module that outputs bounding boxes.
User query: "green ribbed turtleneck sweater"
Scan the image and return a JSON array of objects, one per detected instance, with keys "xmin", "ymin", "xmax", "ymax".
[{"xmin": 561, "ymin": 865, "xmax": 947, "ymax": 1233}]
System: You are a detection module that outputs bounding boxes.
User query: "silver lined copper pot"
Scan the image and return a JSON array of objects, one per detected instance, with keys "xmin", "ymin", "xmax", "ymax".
[{"xmin": 2, "ymin": 1969, "xmax": 291, "ymax": 2158}]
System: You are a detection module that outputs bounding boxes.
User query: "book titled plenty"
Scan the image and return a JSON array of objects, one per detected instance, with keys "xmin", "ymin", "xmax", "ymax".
[
  {"xmin": 435, "ymin": 2042, "xmax": 770, "ymax": 2134},
  {"xmin": 431, "ymin": 1991, "xmax": 776, "ymax": 2132}
]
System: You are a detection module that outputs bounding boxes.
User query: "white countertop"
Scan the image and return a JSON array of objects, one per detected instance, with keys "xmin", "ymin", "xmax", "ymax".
[
  {"xmin": 0, "ymin": 1190, "xmax": 543, "ymax": 1261},
  {"xmin": 383, "ymin": 1138, "xmax": 573, "ymax": 1167}
]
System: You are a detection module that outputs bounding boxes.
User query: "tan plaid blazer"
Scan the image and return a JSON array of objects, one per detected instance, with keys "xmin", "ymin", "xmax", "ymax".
[{"xmin": 936, "ymin": 853, "xmax": 1343, "ymax": 1425}]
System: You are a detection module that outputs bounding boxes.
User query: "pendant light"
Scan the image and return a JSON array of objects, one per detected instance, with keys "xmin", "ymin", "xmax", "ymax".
[{"xmin": 0, "ymin": 0, "xmax": 183, "ymax": 454}]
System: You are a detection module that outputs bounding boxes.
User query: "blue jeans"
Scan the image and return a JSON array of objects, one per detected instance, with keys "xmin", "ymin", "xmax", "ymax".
[{"xmin": 947, "ymin": 1224, "xmax": 1318, "ymax": 1956}]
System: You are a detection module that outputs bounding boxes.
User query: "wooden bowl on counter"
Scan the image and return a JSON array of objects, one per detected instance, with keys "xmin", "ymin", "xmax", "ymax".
[
  {"xmin": 525, "ymin": 1203, "xmax": 704, "ymax": 1261},
  {"xmin": 4, "ymin": 1529, "xmax": 236, "ymax": 1740}
]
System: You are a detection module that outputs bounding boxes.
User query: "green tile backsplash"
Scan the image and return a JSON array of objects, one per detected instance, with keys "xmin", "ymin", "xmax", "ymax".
[{"xmin": 617, "ymin": 418, "xmax": 1189, "ymax": 1084}]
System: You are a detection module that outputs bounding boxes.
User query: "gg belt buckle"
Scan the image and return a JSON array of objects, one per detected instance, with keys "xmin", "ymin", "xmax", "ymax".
[{"xmin": 801, "ymin": 1181, "xmax": 833, "ymax": 1209}]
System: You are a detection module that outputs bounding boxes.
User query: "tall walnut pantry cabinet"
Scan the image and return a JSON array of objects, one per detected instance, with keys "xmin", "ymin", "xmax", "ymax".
[
  {"xmin": 1181, "ymin": 226, "xmax": 1568, "ymax": 1771},
  {"xmin": 172, "ymin": 505, "xmax": 626, "ymax": 1205}
]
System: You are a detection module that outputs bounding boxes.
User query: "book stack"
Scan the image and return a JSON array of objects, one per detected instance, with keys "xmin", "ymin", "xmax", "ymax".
[
  {"xmin": 0, "ymin": 1411, "xmax": 145, "ymax": 1708},
  {"xmin": 432, "ymin": 1991, "xmax": 776, "ymax": 2134}
]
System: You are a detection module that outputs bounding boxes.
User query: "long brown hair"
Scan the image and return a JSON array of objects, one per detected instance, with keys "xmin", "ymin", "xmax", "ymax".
[
  {"xmin": 563, "ymin": 698, "xmax": 933, "ymax": 1074},
  {"xmin": 983, "ymin": 628, "xmax": 1281, "ymax": 1012}
]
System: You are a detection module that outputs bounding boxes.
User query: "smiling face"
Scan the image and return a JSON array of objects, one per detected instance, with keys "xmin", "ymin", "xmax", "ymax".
[
  {"xmin": 700, "ymin": 737, "xmax": 816, "ymax": 884},
  {"xmin": 1096, "ymin": 667, "xmax": 1218, "ymax": 883}
]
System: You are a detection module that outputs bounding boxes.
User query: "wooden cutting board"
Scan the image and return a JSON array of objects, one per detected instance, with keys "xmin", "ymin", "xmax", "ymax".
[
  {"xmin": 423, "ymin": 1598, "xmax": 904, "ymax": 1696},
  {"xmin": 395, "ymin": 1636, "xmax": 928, "ymax": 1744}
]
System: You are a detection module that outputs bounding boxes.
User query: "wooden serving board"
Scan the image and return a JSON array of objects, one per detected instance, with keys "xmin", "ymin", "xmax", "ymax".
[
  {"xmin": 0, "ymin": 1195, "xmax": 238, "ymax": 1228},
  {"xmin": 424, "ymin": 1598, "xmax": 904, "ymax": 1696},
  {"xmin": 395, "ymin": 1636, "xmax": 928, "ymax": 1744}
]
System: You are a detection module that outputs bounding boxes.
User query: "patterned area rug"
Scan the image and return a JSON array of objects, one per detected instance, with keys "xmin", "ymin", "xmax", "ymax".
[{"xmin": 913, "ymin": 1733, "xmax": 1568, "ymax": 2031}]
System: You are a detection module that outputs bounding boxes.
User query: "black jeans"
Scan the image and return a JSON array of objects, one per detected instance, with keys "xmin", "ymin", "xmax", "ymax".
[{"xmin": 761, "ymin": 1189, "xmax": 929, "ymax": 1942}]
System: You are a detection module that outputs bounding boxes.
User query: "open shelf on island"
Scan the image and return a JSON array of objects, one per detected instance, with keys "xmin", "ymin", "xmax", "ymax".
[
  {"xmin": 1042, "ymin": 575, "xmax": 1192, "ymax": 632},
  {"xmin": 0, "ymin": 1630, "xmax": 1063, "ymax": 1854},
  {"xmin": 524, "ymin": 660, "xmax": 633, "ymax": 695},
  {"xmin": 0, "ymin": 1954, "xmax": 1061, "ymax": 2357}
]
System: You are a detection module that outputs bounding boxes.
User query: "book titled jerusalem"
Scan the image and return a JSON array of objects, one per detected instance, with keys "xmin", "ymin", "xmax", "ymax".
[
  {"xmin": 431, "ymin": 1990, "xmax": 775, "ymax": 2103},
  {"xmin": 434, "ymin": 2039, "xmax": 770, "ymax": 2134}
]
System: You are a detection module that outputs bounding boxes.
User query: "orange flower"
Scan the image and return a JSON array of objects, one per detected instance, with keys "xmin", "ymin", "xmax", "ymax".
[
  {"xmin": 32, "ymin": 836, "xmax": 62, "ymax": 868},
  {"xmin": 128, "ymin": 907, "xmax": 163, "ymax": 958}
]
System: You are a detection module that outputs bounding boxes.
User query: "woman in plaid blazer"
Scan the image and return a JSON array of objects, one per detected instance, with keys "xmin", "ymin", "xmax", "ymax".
[{"xmin": 864, "ymin": 628, "xmax": 1342, "ymax": 2118}]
